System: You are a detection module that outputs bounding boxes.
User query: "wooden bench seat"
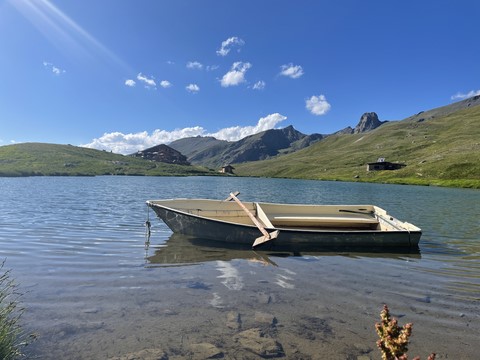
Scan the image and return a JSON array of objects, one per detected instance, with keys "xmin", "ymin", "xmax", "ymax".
[{"xmin": 270, "ymin": 214, "xmax": 379, "ymax": 228}]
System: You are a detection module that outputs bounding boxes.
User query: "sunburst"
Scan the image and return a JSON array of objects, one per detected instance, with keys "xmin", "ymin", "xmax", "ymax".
[{"xmin": 9, "ymin": 0, "xmax": 129, "ymax": 71}]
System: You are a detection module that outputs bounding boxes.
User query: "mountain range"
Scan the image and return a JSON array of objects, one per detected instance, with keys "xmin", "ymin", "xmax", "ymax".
[
  {"xmin": 137, "ymin": 96, "xmax": 479, "ymax": 173},
  {"xmin": 0, "ymin": 95, "xmax": 478, "ymax": 187},
  {"xmin": 168, "ymin": 125, "xmax": 324, "ymax": 168},
  {"xmin": 137, "ymin": 111, "xmax": 388, "ymax": 169}
]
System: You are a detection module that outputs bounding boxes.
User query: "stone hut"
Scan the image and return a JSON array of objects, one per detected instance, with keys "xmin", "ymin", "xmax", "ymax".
[
  {"xmin": 367, "ymin": 158, "xmax": 406, "ymax": 171},
  {"xmin": 220, "ymin": 164, "xmax": 235, "ymax": 174}
]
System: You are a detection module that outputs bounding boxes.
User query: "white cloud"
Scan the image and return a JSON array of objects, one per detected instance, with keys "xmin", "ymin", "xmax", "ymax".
[
  {"xmin": 187, "ymin": 61, "xmax": 203, "ymax": 70},
  {"xmin": 52, "ymin": 66, "xmax": 63, "ymax": 75},
  {"xmin": 82, "ymin": 113, "xmax": 287, "ymax": 154},
  {"xmin": 43, "ymin": 61, "xmax": 65, "ymax": 75},
  {"xmin": 216, "ymin": 36, "xmax": 245, "ymax": 56},
  {"xmin": 220, "ymin": 62, "xmax": 252, "ymax": 87},
  {"xmin": 212, "ymin": 113, "xmax": 287, "ymax": 141},
  {"xmin": 125, "ymin": 79, "xmax": 136, "ymax": 87},
  {"xmin": 160, "ymin": 80, "xmax": 172, "ymax": 88},
  {"xmin": 451, "ymin": 90, "xmax": 480, "ymax": 100},
  {"xmin": 137, "ymin": 73, "xmax": 156, "ymax": 88},
  {"xmin": 306, "ymin": 94, "xmax": 331, "ymax": 115},
  {"xmin": 279, "ymin": 63, "xmax": 304, "ymax": 79},
  {"xmin": 206, "ymin": 65, "xmax": 219, "ymax": 71},
  {"xmin": 252, "ymin": 80, "xmax": 266, "ymax": 90},
  {"xmin": 186, "ymin": 83, "xmax": 200, "ymax": 93},
  {"xmin": 82, "ymin": 128, "xmax": 204, "ymax": 154}
]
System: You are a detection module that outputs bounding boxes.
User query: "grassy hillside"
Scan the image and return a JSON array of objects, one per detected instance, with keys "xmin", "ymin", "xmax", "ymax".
[
  {"xmin": 169, "ymin": 136, "xmax": 229, "ymax": 162},
  {"xmin": 235, "ymin": 104, "xmax": 480, "ymax": 188},
  {"xmin": 0, "ymin": 143, "xmax": 214, "ymax": 177}
]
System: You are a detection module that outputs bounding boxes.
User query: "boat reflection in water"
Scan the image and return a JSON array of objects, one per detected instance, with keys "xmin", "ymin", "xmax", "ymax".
[{"xmin": 145, "ymin": 233, "xmax": 421, "ymax": 267}]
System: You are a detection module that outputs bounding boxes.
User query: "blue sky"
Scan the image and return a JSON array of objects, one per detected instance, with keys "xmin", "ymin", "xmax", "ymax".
[{"xmin": 1, "ymin": 0, "xmax": 479, "ymax": 154}]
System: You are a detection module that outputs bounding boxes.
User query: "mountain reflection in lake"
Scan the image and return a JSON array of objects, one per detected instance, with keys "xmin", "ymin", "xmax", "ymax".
[{"xmin": 0, "ymin": 176, "xmax": 478, "ymax": 359}]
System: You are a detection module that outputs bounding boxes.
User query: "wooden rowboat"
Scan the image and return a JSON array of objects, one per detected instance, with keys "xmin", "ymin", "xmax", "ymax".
[{"xmin": 146, "ymin": 193, "xmax": 421, "ymax": 248}]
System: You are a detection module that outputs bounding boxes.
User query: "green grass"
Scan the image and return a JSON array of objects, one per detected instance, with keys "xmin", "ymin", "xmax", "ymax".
[
  {"xmin": 0, "ymin": 143, "xmax": 217, "ymax": 177},
  {"xmin": 0, "ymin": 261, "xmax": 35, "ymax": 360},
  {"xmin": 235, "ymin": 105, "xmax": 480, "ymax": 189}
]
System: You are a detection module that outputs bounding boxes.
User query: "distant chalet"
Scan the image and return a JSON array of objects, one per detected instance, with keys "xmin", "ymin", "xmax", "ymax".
[
  {"xmin": 220, "ymin": 164, "xmax": 235, "ymax": 174},
  {"xmin": 132, "ymin": 144, "xmax": 190, "ymax": 165},
  {"xmin": 367, "ymin": 158, "xmax": 406, "ymax": 171}
]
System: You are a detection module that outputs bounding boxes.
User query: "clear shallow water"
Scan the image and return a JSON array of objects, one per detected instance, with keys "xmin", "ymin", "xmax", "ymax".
[{"xmin": 0, "ymin": 176, "xmax": 479, "ymax": 359}]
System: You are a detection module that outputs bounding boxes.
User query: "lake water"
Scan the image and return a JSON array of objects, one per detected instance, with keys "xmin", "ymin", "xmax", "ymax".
[{"xmin": 0, "ymin": 176, "xmax": 479, "ymax": 359}]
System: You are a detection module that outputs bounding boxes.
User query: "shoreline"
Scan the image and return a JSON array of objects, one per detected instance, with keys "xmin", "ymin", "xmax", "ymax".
[{"xmin": 1, "ymin": 173, "xmax": 478, "ymax": 190}]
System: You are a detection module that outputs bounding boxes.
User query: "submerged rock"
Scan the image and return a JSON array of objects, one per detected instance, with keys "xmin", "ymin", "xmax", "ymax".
[
  {"xmin": 235, "ymin": 328, "xmax": 284, "ymax": 357},
  {"xmin": 254, "ymin": 311, "xmax": 277, "ymax": 327},
  {"xmin": 226, "ymin": 311, "xmax": 242, "ymax": 330},
  {"xmin": 189, "ymin": 343, "xmax": 223, "ymax": 359},
  {"xmin": 256, "ymin": 291, "xmax": 276, "ymax": 304},
  {"xmin": 108, "ymin": 348, "xmax": 168, "ymax": 360}
]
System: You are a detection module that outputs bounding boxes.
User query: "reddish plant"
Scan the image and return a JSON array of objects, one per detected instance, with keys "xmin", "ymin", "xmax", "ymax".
[{"xmin": 375, "ymin": 304, "xmax": 435, "ymax": 360}]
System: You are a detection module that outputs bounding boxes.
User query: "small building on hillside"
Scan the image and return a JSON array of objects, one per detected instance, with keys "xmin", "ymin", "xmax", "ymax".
[
  {"xmin": 220, "ymin": 164, "xmax": 235, "ymax": 174},
  {"xmin": 367, "ymin": 158, "xmax": 406, "ymax": 171}
]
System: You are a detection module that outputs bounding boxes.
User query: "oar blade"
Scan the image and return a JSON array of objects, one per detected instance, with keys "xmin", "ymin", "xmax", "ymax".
[
  {"xmin": 224, "ymin": 191, "xmax": 240, "ymax": 201},
  {"xmin": 252, "ymin": 230, "xmax": 280, "ymax": 248}
]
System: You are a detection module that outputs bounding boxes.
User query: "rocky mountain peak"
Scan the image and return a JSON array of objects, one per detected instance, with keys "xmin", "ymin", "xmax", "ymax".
[{"xmin": 353, "ymin": 112, "xmax": 385, "ymax": 133}]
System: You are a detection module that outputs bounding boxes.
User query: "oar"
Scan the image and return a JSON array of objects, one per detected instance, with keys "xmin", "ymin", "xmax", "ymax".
[
  {"xmin": 224, "ymin": 191, "xmax": 240, "ymax": 201},
  {"xmin": 227, "ymin": 192, "xmax": 279, "ymax": 248}
]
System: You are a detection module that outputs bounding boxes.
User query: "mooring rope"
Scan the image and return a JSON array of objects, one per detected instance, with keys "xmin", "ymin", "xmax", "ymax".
[{"xmin": 145, "ymin": 203, "xmax": 151, "ymax": 236}]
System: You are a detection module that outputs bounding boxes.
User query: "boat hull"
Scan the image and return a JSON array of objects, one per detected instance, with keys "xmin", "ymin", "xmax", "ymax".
[{"xmin": 148, "ymin": 200, "xmax": 421, "ymax": 248}]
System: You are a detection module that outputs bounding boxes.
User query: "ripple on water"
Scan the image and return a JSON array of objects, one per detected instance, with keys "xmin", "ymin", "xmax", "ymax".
[{"xmin": 0, "ymin": 177, "xmax": 479, "ymax": 359}]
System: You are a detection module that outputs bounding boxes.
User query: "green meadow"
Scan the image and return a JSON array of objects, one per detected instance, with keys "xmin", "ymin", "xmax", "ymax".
[
  {"xmin": 0, "ymin": 143, "xmax": 214, "ymax": 177},
  {"xmin": 235, "ymin": 104, "xmax": 480, "ymax": 189}
]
